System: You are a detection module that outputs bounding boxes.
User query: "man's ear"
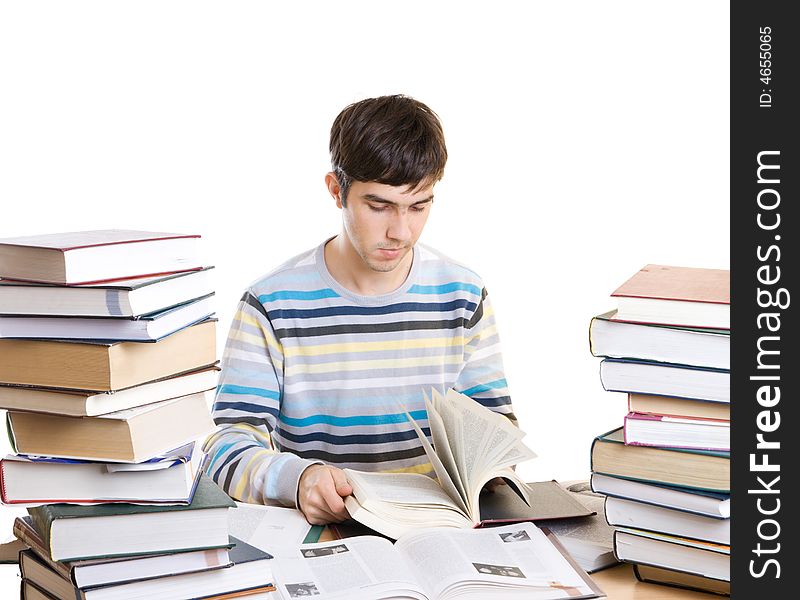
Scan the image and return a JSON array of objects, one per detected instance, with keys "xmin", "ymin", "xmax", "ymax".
[{"xmin": 325, "ymin": 172, "xmax": 344, "ymax": 209}]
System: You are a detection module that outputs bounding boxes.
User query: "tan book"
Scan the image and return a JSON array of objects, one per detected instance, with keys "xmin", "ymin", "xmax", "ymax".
[
  {"xmin": 8, "ymin": 392, "xmax": 215, "ymax": 462},
  {"xmin": 0, "ymin": 319, "xmax": 216, "ymax": 391},
  {"xmin": 591, "ymin": 428, "xmax": 729, "ymax": 493},
  {"xmin": 629, "ymin": 393, "xmax": 730, "ymax": 421},
  {"xmin": 0, "ymin": 366, "xmax": 219, "ymax": 417},
  {"xmin": 611, "ymin": 264, "xmax": 729, "ymax": 329}
]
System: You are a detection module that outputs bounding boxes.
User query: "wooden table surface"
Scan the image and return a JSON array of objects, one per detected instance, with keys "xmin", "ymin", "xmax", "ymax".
[{"xmin": 591, "ymin": 564, "xmax": 722, "ymax": 599}]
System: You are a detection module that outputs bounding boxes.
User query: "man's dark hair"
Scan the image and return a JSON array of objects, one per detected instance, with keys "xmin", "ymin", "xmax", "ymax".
[{"xmin": 329, "ymin": 95, "xmax": 448, "ymax": 203}]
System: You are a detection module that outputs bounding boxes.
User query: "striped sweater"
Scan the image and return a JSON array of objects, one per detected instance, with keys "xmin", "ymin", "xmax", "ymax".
[{"xmin": 204, "ymin": 240, "xmax": 514, "ymax": 506}]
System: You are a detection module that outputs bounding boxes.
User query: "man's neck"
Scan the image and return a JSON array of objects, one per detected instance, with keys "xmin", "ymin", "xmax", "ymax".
[{"xmin": 324, "ymin": 235, "xmax": 413, "ymax": 296}]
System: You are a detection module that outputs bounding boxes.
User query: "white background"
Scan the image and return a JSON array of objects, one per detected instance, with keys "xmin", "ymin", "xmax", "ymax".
[{"xmin": 0, "ymin": 1, "xmax": 729, "ymax": 590}]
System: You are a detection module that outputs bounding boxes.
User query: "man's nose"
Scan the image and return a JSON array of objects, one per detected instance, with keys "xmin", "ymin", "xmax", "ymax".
[{"xmin": 387, "ymin": 211, "xmax": 412, "ymax": 242}]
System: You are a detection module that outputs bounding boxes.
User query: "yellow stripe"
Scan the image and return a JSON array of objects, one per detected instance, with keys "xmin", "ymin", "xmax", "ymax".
[
  {"xmin": 382, "ymin": 462, "xmax": 435, "ymax": 475},
  {"xmin": 283, "ymin": 335, "xmax": 465, "ymax": 358},
  {"xmin": 233, "ymin": 449, "xmax": 273, "ymax": 499},
  {"xmin": 236, "ymin": 311, "xmax": 283, "ymax": 355},
  {"xmin": 285, "ymin": 354, "xmax": 463, "ymax": 376}
]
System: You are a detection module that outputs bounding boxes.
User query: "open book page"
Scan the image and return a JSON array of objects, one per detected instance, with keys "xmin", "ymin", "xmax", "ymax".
[
  {"xmin": 229, "ymin": 503, "xmax": 312, "ymax": 558},
  {"xmin": 344, "ymin": 470, "xmax": 472, "ymax": 540},
  {"xmin": 394, "ymin": 523, "xmax": 601, "ymax": 600},
  {"xmin": 403, "ymin": 396, "xmax": 467, "ymax": 513},
  {"xmin": 273, "ymin": 536, "xmax": 427, "ymax": 600}
]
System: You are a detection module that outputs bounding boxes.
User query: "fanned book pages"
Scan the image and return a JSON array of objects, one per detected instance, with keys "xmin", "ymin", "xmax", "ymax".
[
  {"xmin": 0, "ymin": 229, "xmax": 202, "ymax": 285},
  {"xmin": 344, "ymin": 388, "xmax": 537, "ymax": 540},
  {"xmin": 272, "ymin": 523, "xmax": 604, "ymax": 600},
  {"xmin": 610, "ymin": 264, "xmax": 730, "ymax": 329}
]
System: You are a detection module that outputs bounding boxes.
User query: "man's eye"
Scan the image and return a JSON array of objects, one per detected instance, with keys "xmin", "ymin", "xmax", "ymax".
[
  {"xmin": 411, "ymin": 205, "xmax": 428, "ymax": 212},
  {"xmin": 368, "ymin": 205, "xmax": 387, "ymax": 212}
]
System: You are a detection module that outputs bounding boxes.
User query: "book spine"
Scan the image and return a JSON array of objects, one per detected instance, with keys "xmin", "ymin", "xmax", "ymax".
[{"xmin": 26, "ymin": 508, "xmax": 55, "ymax": 560}]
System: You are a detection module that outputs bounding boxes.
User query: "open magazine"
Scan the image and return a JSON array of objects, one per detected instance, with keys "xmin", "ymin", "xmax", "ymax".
[
  {"xmin": 344, "ymin": 388, "xmax": 537, "ymax": 539},
  {"xmin": 272, "ymin": 522, "xmax": 603, "ymax": 600}
]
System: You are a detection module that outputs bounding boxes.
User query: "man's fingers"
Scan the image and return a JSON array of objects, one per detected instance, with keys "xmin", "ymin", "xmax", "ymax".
[
  {"xmin": 330, "ymin": 467, "xmax": 353, "ymax": 496},
  {"xmin": 319, "ymin": 476, "xmax": 349, "ymax": 519}
]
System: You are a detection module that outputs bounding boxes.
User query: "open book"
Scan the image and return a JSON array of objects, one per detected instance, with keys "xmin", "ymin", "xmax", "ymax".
[
  {"xmin": 272, "ymin": 522, "xmax": 603, "ymax": 599},
  {"xmin": 344, "ymin": 389, "xmax": 537, "ymax": 539}
]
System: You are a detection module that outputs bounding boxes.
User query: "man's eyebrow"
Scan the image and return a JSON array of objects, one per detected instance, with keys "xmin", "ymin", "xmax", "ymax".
[{"xmin": 362, "ymin": 194, "xmax": 434, "ymax": 206}]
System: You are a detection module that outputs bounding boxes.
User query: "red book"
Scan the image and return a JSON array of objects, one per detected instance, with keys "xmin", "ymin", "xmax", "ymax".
[
  {"xmin": 611, "ymin": 264, "xmax": 730, "ymax": 329},
  {"xmin": 0, "ymin": 230, "xmax": 202, "ymax": 285}
]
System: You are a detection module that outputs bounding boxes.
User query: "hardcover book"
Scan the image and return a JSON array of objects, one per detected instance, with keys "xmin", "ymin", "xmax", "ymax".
[
  {"xmin": 0, "ymin": 229, "xmax": 202, "ymax": 285},
  {"xmin": 590, "ymin": 428, "xmax": 729, "ymax": 493},
  {"xmin": 589, "ymin": 311, "xmax": 729, "ymax": 370},
  {"xmin": 14, "ymin": 516, "xmax": 232, "ymax": 589},
  {"xmin": 27, "ymin": 473, "xmax": 235, "ymax": 561},
  {"xmin": 613, "ymin": 527, "xmax": 729, "ymax": 583},
  {"xmin": 611, "ymin": 264, "xmax": 730, "ymax": 329},
  {"xmin": 0, "ymin": 318, "xmax": 216, "ymax": 390},
  {"xmin": 19, "ymin": 536, "xmax": 273, "ymax": 600},
  {"xmin": 0, "ymin": 267, "xmax": 214, "ymax": 317},
  {"xmin": 7, "ymin": 392, "xmax": 215, "ymax": 463},
  {"xmin": 0, "ymin": 294, "xmax": 215, "ymax": 341}
]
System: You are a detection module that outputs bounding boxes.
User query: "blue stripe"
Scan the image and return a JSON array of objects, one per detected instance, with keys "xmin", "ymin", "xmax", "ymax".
[
  {"xmin": 276, "ymin": 426, "xmax": 432, "ymax": 446},
  {"xmin": 218, "ymin": 384, "xmax": 280, "ymax": 401},
  {"xmin": 258, "ymin": 289, "xmax": 339, "ymax": 302},
  {"xmin": 267, "ymin": 299, "xmax": 476, "ymax": 321},
  {"xmin": 207, "ymin": 441, "xmax": 238, "ymax": 474},
  {"xmin": 409, "ymin": 282, "xmax": 482, "ymax": 296},
  {"xmin": 461, "ymin": 378, "xmax": 508, "ymax": 396},
  {"xmin": 280, "ymin": 409, "xmax": 428, "ymax": 428}
]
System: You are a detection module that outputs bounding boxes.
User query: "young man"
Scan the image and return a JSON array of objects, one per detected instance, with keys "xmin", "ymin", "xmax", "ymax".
[{"xmin": 204, "ymin": 95, "xmax": 514, "ymax": 524}]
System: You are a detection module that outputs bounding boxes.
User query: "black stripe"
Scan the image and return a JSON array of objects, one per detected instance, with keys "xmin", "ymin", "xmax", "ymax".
[
  {"xmin": 222, "ymin": 457, "xmax": 243, "ymax": 496},
  {"xmin": 472, "ymin": 395, "xmax": 513, "ymax": 408},
  {"xmin": 215, "ymin": 444, "xmax": 256, "ymax": 476},
  {"xmin": 215, "ymin": 416, "xmax": 273, "ymax": 430},
  {"xmin": 275, "ymin": 426, "xmax": 431, "ymax": 446},
  {"xmin": 242, "ymin": 291, "xmax": 271, "ymax": 321},
  {"xmin": 274, "ymin": 317, "xmax": 468, "ymax": 340},
  {"xmin": 267, "ymin": 299, "xmax": 477, "ymax": 320},
  {"xmin": 276, "ymin": 444, "xmax": 427, "ymax": 464},
  {"xmin": 465, "ymin": 288, "xmax": 488, "ymax": 330}
]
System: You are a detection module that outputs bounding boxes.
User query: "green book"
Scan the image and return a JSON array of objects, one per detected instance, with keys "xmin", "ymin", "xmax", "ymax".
[
  {"xmin": 28, "ymin": 472, "xmax": 235, "ymax": 561},
  {"xmin": 590, "ymin": 428, "xmax": 729, "ymax": 493}
]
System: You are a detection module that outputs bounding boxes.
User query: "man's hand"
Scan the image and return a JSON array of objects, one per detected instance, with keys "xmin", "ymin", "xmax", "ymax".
[{"xmin": 298, "ymin": 464, "xmax": 353, "ymax": 525}]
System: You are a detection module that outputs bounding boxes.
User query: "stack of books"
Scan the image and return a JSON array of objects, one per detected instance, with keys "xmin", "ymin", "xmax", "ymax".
[
  {"xmin": 588, "ymin": 264, "xmax": 731, "ymax": 596},
  {"xmin": 0, "ymin": 230, "xmax": 274, "ymax": 599}
]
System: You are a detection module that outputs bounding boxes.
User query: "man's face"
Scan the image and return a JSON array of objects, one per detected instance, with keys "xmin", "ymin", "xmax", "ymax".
[{"xmin": 337, "ymin": 179, "xmax": 434, "ymax": 273}]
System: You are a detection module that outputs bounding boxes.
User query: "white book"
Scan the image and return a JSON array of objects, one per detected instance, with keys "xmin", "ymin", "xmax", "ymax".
[
  {"xmin": 0, "ymin": 267, "xmax": 214, "ymax": 317},
  {"xmin": 1, "ymin": 443, "xmax": 204, "ymax": 506},
  {"xmin": 614, "ymin": 528, "xmax": 729, "ymax": 582},
  {"xmin": 589, "ymin": 311, "xmax": 729, "ymax": 370},
  {"xmin": 605, "ymin": 497, "xmax": 729, "ymax": 545},
  {"xmin": 0, "ymin": 230, "xmax": 202, "ymax": 285},
  {"xmin": 273, "ymin": 523, "xmax": 602, "ymax": 600},
  {"xmin": 600, "ymin": 358, "xmax": 729, "ymax": 403},
  {"xmin": 0, "ymin": 294, "xmax": 214, "ymax": 340}
]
